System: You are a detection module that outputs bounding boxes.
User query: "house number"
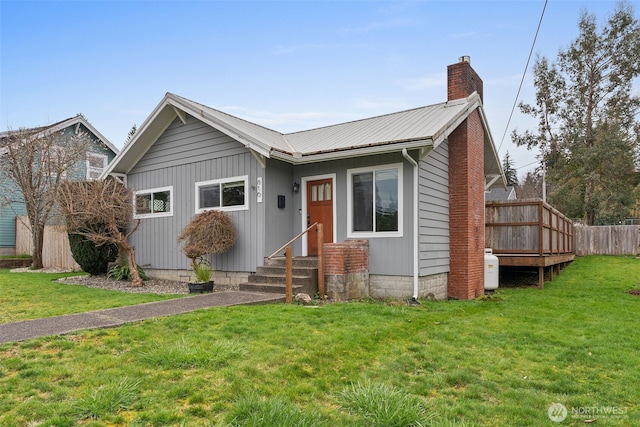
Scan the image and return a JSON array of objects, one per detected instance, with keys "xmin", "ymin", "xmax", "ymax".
[{"xmin": 256, "ymin": 177, "xmax": 263, "ymax": 203}]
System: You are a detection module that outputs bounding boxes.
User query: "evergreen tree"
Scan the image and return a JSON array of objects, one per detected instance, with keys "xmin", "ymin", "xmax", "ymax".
[
  {"xmin": 512, "ymin": 2, "xmax": 640, "ymax": 225},
  {"xmin": 502, "ymin": 151, "xmax": 519, "ymax": 187},
  {"xmin": 125, "ymin": 124, "xmax": 137, "ymax": 145}
]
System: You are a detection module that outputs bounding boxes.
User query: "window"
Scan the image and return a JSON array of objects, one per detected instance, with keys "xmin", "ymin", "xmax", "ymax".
[
  {"xmin": 86, "ymin": 153, "xmax": 108, "ymax": 180},
  {"xmin": 195, "ymin": 176, "xmax": 248, "ymax": 213},
  {"xmin": 348, "ymin": 164, "xmax": 402, "ymax": 237},
  {"xmin": 134, "ymin": 187, "xmax": 173, "ymax": 218}
]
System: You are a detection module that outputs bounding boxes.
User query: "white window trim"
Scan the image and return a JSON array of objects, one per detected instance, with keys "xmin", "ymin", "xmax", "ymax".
[
  {"xmin": 86, "ymin": 152, "xmax": 108, "ymax": 180},
  {"xmin": 134, "ymin": 186, "xmax": 173, "ymax": 219},
  {"xmin": 347, "ymin": 163, "xmax": 403, "ymax": 238},
  {"xmin": 195, "ymin": 175, "xmax": 249, "ymax": 213}
]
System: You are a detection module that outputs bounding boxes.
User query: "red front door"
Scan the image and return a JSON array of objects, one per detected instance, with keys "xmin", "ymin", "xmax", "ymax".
[{"xmin": 307, "ymin": 178, "xmax": 334, "ymax": 255}]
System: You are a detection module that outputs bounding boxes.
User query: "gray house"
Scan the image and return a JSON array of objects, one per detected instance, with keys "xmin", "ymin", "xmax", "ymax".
[
  {"xmin": 485, "ymin": 186, "xmax": 517, "ymax": 202},
  {"xmin": 104, "ymin": 58, "xmax": 505, "ymax": 300}
]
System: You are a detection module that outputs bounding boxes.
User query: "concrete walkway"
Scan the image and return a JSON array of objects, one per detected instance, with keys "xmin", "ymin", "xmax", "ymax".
[{"xmin": 0, "ymin": 291, "xmax": 284, "ymax": 344}]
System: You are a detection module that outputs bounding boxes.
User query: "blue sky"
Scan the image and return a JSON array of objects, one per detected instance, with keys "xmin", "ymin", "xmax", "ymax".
[{"xmin": 1, "ymin": 0, "xmax": 634, "ymax": 176}]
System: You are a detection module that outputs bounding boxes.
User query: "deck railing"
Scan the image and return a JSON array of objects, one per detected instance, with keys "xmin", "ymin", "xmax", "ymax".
[
  {"xmin": 485, "ymin": 200, "xmax": 574, "ymax": 256},
  {"xmin": 267, "ymin": 222, "xmax": 325, "ymax": 303}
]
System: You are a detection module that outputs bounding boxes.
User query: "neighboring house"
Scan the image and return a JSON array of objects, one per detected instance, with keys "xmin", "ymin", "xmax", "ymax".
[
  {"xmin": 103, "ymin": 57, "xmax": 506, "ymax": 300},
  {"xmin": 485, "ymin": 186, "xmax": 517, "ymax": 202},
  {"xmin": 0, "ymin": 115, "xmax": 118, "ymax": 255}
]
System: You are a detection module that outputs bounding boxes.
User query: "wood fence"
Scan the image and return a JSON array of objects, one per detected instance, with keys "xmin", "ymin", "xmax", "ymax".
[
  {"xmin": 574, "ymin": 225, "xmax": 640, "ymax": 256},
  {"xmin": 16, "ymin": 216, "xmax": 80, "ymax": 270}
]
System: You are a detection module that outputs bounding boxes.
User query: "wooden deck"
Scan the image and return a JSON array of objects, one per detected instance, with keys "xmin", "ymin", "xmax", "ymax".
[{"xmin": 485, "ymin": 200, "xmax": 575, "ymax": 288}]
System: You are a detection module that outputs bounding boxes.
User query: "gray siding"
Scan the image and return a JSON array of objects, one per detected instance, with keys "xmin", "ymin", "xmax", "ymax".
[
  {"xmin": 124, "ymin": 113, "xmax": 449, "ymax": 278},
  {"xmin": 418, "ymin": 141, "xmax": 450, "ymax": 275},
  {"xmin": 264, "ymin": 159, "xmax": 295, "ymax": 256},
  {"xmin": 128, "ymin": 115, "xmax": 265, "ymax": 272},
  {"xmin": 293, "ymin": 152, "xmax": 414, "ymax": 276}
]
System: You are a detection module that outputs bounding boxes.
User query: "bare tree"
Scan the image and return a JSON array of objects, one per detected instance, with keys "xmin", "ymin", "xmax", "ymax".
[
  {"xmin": 58, "ymin": 178, "xmax": 144, "ymax": 287},
  {"xmin": 516, "ymin": 170, "xmax": 544, "ymax": 200},
  {"xmin": 0, "ymin": 125, "xmax": 91, "ymax": 268}
]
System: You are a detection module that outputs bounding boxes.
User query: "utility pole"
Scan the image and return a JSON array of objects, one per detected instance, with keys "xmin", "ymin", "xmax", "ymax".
[{"xmin": 542, "ymin": 161, "xmax": 546, "ymax": 202}]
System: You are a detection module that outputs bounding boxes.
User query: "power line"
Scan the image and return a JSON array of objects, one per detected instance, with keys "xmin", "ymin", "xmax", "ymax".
[
  {"xmin": 497, "ymin": 0, "xmax": 548, "ymax": 153},
  {"xmin": 515, "ymin": 158, "xmax": 541, "ymax": 170}
]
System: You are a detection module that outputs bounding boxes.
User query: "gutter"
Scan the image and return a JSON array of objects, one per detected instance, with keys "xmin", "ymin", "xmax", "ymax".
[{"xmin": 402, "ymin": 148, "xmax": 419, "ymax": 299}]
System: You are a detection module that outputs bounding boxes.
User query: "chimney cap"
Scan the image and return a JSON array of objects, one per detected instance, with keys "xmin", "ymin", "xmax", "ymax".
[{"xmin": 459, "ymin": 55, "xmax": 471, "ymax": 63}]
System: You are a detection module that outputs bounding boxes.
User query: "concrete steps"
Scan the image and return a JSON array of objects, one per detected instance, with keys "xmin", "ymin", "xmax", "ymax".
[{"xmin": 239, "ymin": 256, "xmax": 318, "ymax": 296}]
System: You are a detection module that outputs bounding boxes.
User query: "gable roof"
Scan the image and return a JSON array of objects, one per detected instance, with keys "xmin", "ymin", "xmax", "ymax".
[
  {"xmin": 485, "ymin": 186, "xmax": 517, "ymax": 201},
  {"xmin": 103, "ymin": 92, "xmax": 504, "ymax": 187},
  {"xmin": 0, "ymin": 115, "xmax": 118, "ymax": 155}
]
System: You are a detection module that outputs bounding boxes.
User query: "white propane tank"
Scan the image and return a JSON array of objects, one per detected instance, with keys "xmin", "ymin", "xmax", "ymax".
[{"xmin": 484, "ymin": 248, "xmax": 499, "ymax": 291}]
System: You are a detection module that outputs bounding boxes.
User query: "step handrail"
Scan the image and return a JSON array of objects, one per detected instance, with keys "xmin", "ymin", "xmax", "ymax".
[
  {"xmin": 267, "ymin": 222, "xmax": 318, "ymax": 259},
  {"xmin": 266, "ymin": 222, "xmax": 325, "ymax": 303}
]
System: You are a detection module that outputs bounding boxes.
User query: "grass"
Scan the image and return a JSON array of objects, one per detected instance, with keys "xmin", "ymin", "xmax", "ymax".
[
  {"xmin": 0, "ymin": 255, "xmax": 639, "ymax": 426},
  {"xmin": 0, "ymin": 254, "xmax": 31, "ymax": 259},
  {"xmin": 0, "ymin": 269, "xmax": 181, "ymax": 324}
]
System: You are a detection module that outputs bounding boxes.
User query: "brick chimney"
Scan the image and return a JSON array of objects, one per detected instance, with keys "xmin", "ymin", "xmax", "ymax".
[
  {"xmin": 447, "ymin": 56, "xmax": 486, "ymax": 300},
  {"xmin": 447, "ymin": 56, "xmax": 483, "ymax": 102}
]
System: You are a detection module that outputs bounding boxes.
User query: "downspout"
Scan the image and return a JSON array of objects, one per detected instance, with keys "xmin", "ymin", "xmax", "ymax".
[{"xmin": 402, "ymin": 149, "xmax": 419, "ymax": 300}]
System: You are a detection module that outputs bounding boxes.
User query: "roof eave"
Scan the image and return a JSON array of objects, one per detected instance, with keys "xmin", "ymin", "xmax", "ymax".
[
  {"xmin": 1, "ymin": 116, "xmax": 119, "ymax": 155},
  {"xmin": 103, "ymin": 93, "xmax": 177, "ymax": 176},
  {"xmin": 103, "ymin": 93, "xmax": 276, "ymax": 177},
  {"xmin": 476, "ymin": 103, "xmax": 507, "ymax": 190},
  {"xmin": 167, "ymin": 94, "xmax": 274, "ymax": 158},
  {"xmin": 271, "ymin": 138, "xmax": 434, "ymax": 164}
]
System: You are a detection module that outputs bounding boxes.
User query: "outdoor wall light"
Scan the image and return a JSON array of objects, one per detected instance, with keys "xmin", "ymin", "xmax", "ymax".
[{"xmin": 292, "ymin": 182, "xmax": 300, "ymax": 193}]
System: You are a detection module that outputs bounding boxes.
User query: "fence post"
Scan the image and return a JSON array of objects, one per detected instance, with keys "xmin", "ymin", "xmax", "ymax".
[
  {"xmin": 285, "ymin": 246, "xmax": 293, "ymax": 304},
  {"xmin": 317, "ymin": 223, "xmax": 325, "ymax": 299}
]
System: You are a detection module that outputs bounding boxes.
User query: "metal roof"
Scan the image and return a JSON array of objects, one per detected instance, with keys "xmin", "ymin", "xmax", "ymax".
[
  {"xmin": 284, "ymin": 99, "xmax": 469, "ymax": 155},
  {"xmin": 103, "ymin": 92, "xmax": 505, "ymax": 189},
  {"xmin": 171, "ymin": 94, "xmax": 293, "ymax": 154}
]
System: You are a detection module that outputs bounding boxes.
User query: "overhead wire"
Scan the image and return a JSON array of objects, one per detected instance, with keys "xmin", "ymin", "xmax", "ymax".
[{"xmin": 497, "ymin": 0, "xmax": 548, "ymax": 154}]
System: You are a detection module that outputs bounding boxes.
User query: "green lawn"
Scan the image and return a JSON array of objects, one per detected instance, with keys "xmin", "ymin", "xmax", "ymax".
[
  {"xmin": 0, "ymin": 270, "xmax": 181, "ymax": 324},
  {"xmin": 1, "ymin": 256, "xmax": 639, "ymax": 426}
]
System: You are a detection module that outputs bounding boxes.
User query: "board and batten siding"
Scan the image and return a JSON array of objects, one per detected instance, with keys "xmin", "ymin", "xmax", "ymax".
[
  {"xmin": 264, "ymin": 159, "xmax": 295, "ymax": 256},
  {"xmin": 418, "ymin": 141, "xmax": 449, "ymax": 276},
  {"xmin": 127, "ymin": 115, "xmax": 265, "ymax": 273}
]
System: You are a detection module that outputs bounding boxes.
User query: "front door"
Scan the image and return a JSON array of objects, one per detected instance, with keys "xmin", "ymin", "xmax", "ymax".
[{"xmin": 306, "ymin": 178, "xmax": 334, "ymax": 255}]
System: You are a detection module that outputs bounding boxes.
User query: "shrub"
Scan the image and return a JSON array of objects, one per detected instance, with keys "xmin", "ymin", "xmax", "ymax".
[
  {"xmin": 178, "ymin": 210, "xmax": 237, "ymax": 271},
  {"xmin": 192, "ymin": 258, "xmax": 213, "ymax": 283},
  {"xmin": 68, "ymin": 233, "xmax": 118, "ymax": 276},
  {"xmin": 107, "ymin": 258, "xmax": 148, "ymax": 281}
]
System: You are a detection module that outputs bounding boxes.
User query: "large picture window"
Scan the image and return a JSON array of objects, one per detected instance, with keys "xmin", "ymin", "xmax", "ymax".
[
  {"xmin": 134, "ymin": 187, "xmax": 173, "ymax": 218},
  {"xmin": 195, "ymin": 176, "xmax": 248, "ymax": 213},
  {"xmin": 348, "ymin": 164, "xmax": 402, "ymax": 237}
]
